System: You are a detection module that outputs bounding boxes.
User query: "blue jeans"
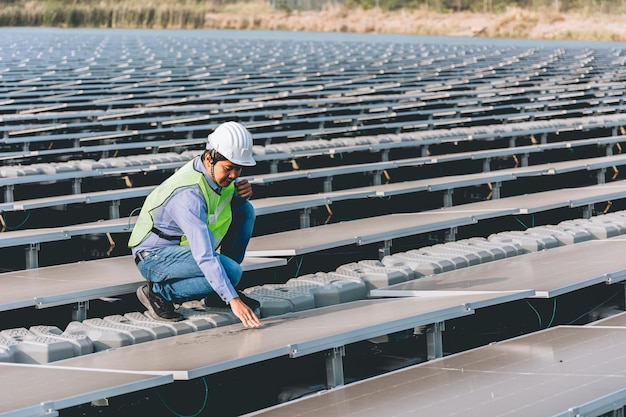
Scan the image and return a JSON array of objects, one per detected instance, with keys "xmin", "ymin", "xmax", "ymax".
[
  {"xmin": 137, "ymin": 199, "xmax": 255, "ymax": 301},
  {"xmin": 220, "ymin": 197, "xmax": 255, "ymax": 264}
]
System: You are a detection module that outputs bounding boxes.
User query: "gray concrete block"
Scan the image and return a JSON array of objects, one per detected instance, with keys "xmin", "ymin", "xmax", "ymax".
[
  {"xmin": 1, "ymin": 328, "xmax": 75, "ymax": 364},
  {"xmin": 123, "ymin": 312, "xmax": 196, "ymax": 335},
  {"xmin": 29, "ymin": 325, "xmax": 93, "ymax": 356},
  {"xmin": 333, "ymin": 262, "xmax": 409, "ymax": 289}
]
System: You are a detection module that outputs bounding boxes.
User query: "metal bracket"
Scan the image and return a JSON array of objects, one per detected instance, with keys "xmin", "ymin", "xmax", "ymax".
[
  {"xmin": 521, "ymin": 153, "xmax": 530, "ymax": 167},
  {"xmin": 4, "ymin": 184, "xmax": 15, "ymax": 203},
  {"xmin": 91, "ymin": 398, "xmax": 109, "ymax": 407},
  {"xmin": 378, "ymin": 239, "xmax": 392, "ymax": 260},
  {"xmin": 597, "ymin": 167, "xmax": 607, "ymax": 185},
  {"xmin": 426, "ymin": 321, "xmax": 445, "ymax": 360},
  {"xmin": 445, "ymin": 227, "xmax": 457, "ymax": 242},
  {"xmin": 483, "ymin": 157, "xmax": 491, "ymax": 172},
  {"xmin": 109, "ymin": 199, "xmax": 121, "ymax": 219},
  {"xmin": 443, "ymin": 189, "xmax": 454, "ymax": 207},
  {"xmin": 288, "ymin": 343, "xmax": 299, "ymax": 357},
  {"xmin": 41, "ymin": 401, "xmax": 57, "ymax": 416},
  {"xmin": 72, "ymin": 177, "xmax": 83, "ymax": 194},
  {"xmin": 373, "ymin": 170, "xmax": 382, "ymax": 186},
  {"xmin": 72, "ymin": 300, "xmax": 90, "ymax": 322},
  {"xmin": 324, "ymin": 176, "xmax": 333, "ymax": 193},
  {"xmin": 25, "ymin": 243, "xmax": 40, "ymax": 269},
  {"xmin": 299, "ymin": 207, "xmax": 311, "ymax": 229},
  {"xmin": 492, "ymin": 181, "xmax": 501, "ymax": 200},
  {"xmin": 325, "ymin": 346, "xmax": 346, "ymax": 388}
]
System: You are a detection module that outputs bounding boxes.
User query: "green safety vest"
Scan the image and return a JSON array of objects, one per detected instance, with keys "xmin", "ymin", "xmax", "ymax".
[{"xmin": 128, "ymin": 157, "xmax": 235, "ymax": 250}]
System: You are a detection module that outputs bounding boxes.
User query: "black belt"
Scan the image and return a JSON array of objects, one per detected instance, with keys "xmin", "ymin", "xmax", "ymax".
[{"xmin": 134, "ymin": 251, "xmax": 151, "ymax": 265}]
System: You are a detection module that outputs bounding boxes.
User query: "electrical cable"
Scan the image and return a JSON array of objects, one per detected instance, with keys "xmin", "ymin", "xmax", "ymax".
[
  {"xmin": 545, "ymin": 297, "xmax": 557, "ymax": 328},
  {"xmin": 129, "ymin": 207, "xmax": 141, "ymax": 229},
  {"xmin": 3, "ymin": 211, "xmax": 31, "ymax": 230},
  {"xmin": 513, "ymin": 214, "xmax": 535, "ymax": 229},
  {"xmin": 294, "ymin": 256, "xmax": 303, "ymax": 277},
  {"xmin": 566, "ymin": 290, "xmax": 623, "ymax": 325},
  {"xmin": 154, "ymin": 377, "xmax": 209, "ymax": 417},
  {"xmin": 526, "ymin": 297, "xmax": 558, "ymax": 329},
  {"xmin": 525, "ymin": 300, "xmax": 542, "ymax": 328},
  {"xmin": 513, "ymin": 216, "xmax": 528, "ymax": 229}
]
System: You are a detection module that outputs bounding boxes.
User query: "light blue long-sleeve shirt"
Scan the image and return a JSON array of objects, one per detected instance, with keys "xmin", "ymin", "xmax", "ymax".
[{"xmin": 132, "ymin": 156, "xmax": 238, "ymax": 303}]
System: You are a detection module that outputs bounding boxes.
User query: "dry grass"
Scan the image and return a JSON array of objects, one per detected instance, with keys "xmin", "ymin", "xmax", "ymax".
[
  {"xmin": 2, "ymin": 1, "xmax": 626, "ymax": 42},
  {"xmin": 199, "ymin": 4, "xmax": 626, "ymax": 41}
]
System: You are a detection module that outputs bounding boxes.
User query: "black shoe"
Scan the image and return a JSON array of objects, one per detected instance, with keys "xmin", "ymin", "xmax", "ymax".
[
  {"xmin": 203, "ymin": 294, "xmax": 225, "ymax": 309},
  {"xmin": 137, "ymin": 284, "xmax": 184, "ymax": 322}
]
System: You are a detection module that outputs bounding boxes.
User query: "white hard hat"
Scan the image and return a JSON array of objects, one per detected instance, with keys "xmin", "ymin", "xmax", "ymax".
[{"xmin": 206, "ymin": 121, "xmax": 256, "ymax": 166}]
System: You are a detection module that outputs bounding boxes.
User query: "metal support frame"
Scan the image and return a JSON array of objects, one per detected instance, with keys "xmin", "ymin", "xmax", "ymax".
[
  {"xmin": 597, "ymin": 167, "xmax": 607, "ymax": 185},
  {"xmin": 521, "ymin": 153, "xmax": 529, "ymax": 167},
  {"xmin": 373, "ymin": 170, "xmax": 382, "ymax": 186},
  {"xmin": 445, "ymin": 227, "xmax": 457, "ymax": 242},
  {"xmin": 72, "ymin": 300, "xmax": 89, "ymax": 322},
  {"xmin": 4, "ymin": 184, "xmax": 14, "ymax": 203},
  {"xmin": 25, "ymin": 243, "xmax": 40, "ymax": 269},
  {"xmin": 270, "ymin": 160, "xmax": 278, "ymax": 174},
  {"xmin": 299, "ymin": 208, "xmax": 311, "ymax": 229},
  {"xmin": 421, "ymin": 145, "xmax": 429, "ymax": 158},
  {"xmin": 72, "ymin": 177, "xmax": 82, "ymax": 195},
  {"xmin": 426, "ymin": 321, "xmax": 445, "ymax": 360},
  {"xmin": 109, "ymin": 200, "xmax": 121, "ymax": 219},
  {"xmin": 583, "ymin": 203, "xmax": 594, "ymax": 219},
  {"xmin": 482, "ymin": 158, "xmax": 491, "ymax": 172},
  {"xmin": 381, "ymin": 149, "xmax": 390, "ymax": 162},
  {"xmin": 492, "ymin": 181, "xmax": 501, "ymax": 199},
  {"xmin": 378, "ymin": 239, "xmax": 392, "ymax": 260},
  {"xmin": 325, "ymin": 346, "xmax": 345, "ymax": 388},
  {"xmin": 443, "ymin": 189, "xmax": 453, "ymax": 207},
  {"xmin": 101, "ymin": 148, "xmax": 111, "ymax": 158},
  {"xmin": 323, "ymin": 177, "xmax": 333, "ymax": 193}
]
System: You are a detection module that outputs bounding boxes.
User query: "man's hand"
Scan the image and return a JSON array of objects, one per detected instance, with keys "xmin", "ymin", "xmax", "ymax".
[
  {"xmin": 230, "ymin": 297, "xmax": 262, "ymax": 328},
  {"xmin": 234, "ymin": 178, "xmax": 253, "ymax": 199}
]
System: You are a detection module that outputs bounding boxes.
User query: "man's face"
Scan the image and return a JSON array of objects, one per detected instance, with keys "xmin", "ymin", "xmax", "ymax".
[{"xmin": 206, "ymin": 155, "xmax": 243, "ymax": 187}]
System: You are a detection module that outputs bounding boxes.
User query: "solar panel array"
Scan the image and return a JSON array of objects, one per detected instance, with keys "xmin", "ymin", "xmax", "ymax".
[{"xmin": 2, "ymin": 27, "xmax": 626, "ymax": 416}]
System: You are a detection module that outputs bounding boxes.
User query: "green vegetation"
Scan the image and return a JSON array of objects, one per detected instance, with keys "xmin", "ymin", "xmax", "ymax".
[{"xmin": 0, "ymin": 0, "xmax": 216, "ymax": 28}]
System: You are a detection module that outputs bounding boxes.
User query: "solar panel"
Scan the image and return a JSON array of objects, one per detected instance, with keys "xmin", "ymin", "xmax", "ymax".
[
  {"xmin": 372, "ymin": 237, "xmax": 626, "ymax": 299},
  {"xmin": 244, "ymin": 327, "xmax": 626, "ymax": 417},
  {"xmin": 49, "ymin": 293, "xmax": 532, "ymax": 381},
  {"xmin": 0, "ymin": 362, "xmax": 171, "ymax": 416}
]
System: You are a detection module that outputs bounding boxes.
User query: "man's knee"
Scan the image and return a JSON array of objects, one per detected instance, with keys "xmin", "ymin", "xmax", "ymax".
[
  {"xmin": 220, "ymin": 254, "xmax": 243, "ymax": 286},
  {"xmin": 233, "ymin": 199, "xmax": 256, "ymax": 223}
]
